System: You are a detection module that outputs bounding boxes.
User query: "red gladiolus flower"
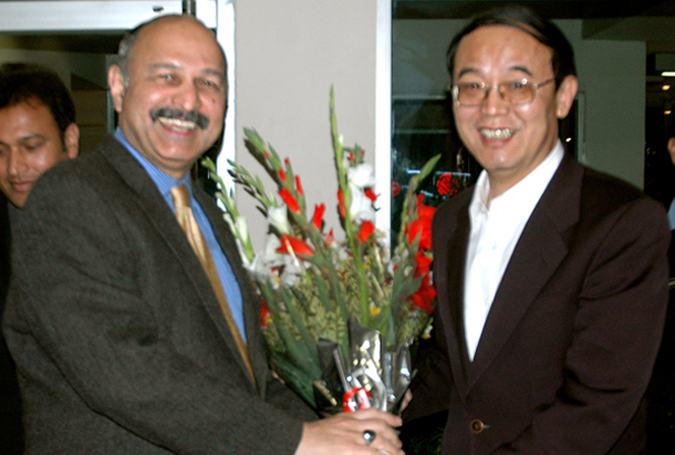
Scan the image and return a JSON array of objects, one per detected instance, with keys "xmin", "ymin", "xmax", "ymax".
[
  {"xmin": 417, "ymin": 195, "xmax": 436, "ymax": 219},
  {"xmin": 276, "ymin": 234, "xmax": 315, "ymax": 257},
  {"xmin": 261, "ymin": 299, "xmax": 273, "ymax": 327},
  {"xmin": 410, "ymin": 275, "xmax": 436, "ymax": 314},
  {"xmin": 278, "ymin": 168, "xmax": 287, "ymax": 183},
  {"xmin": 414, "ymin": 251, "xmax": 433, "ymax": 277},
  {"xmin": 324, "ymin": 228, "xmax": 335, "ymax": 246},
  {"xmin": 295, "ymin": 175, "xmax": 304, "ymax": 196},
  {"xmin": 407, "ymin": 196, "xmax": 436, "ymax": 250},
  {"xmin": 312, "ymin": 203, "xmax": 326, "ymax": 230},
  {"xmin": 358, "ymin": 221, "xmax": 375, "ymax": 243},
  {"xmin": 278, "ymin": 188, "xmax": 300, "ymax": 213},
  {"xmin": 364, "ymin": 188, "xmax": 378, "ymax": 203},
  {"xmin": 338, "ymin": 189, "xmax": 346, "ymax": 218},
  {"xmin": 407, "ymin": 217, "xmax": 432, "ymax": 251}
]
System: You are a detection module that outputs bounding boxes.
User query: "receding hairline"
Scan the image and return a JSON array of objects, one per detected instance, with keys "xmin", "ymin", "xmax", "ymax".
[
  {"xmin": 446, "ymin": 6, "xmax": 576, "ymax": 89},
  {"xmin": 116, "ymin": 14, "xmax": 227, "ymax": 79}
]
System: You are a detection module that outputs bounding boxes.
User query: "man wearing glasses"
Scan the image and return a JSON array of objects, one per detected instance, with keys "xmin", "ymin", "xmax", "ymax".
[{"xmin": 404, "ymin": 6, "xmax": 669, "ymax": 454}]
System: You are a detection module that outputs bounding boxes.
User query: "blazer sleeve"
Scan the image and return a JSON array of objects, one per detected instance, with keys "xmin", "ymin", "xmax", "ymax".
[{"xmin": 3, "ymin": 166, "xmax": 311, "ymax": 454}]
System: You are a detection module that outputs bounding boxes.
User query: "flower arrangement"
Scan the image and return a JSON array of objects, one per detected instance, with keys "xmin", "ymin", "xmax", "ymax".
[{"xmin": 202, "ymin": 89, "xmax": 440, "ymax": 414}]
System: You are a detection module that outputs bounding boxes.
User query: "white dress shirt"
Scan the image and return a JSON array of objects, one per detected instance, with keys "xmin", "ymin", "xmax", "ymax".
[{"xmin": 464, "ymin": 141, "xmax": 564, "ymax": 361}]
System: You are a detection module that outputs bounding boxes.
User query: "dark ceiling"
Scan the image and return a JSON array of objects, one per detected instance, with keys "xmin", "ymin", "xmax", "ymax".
[
  {"xmin": 393, "ymin": 1, "xmax": 675, "ymax": 20},
  {"xmin": 4, "ymin": 1, "xmax": 675, "ymax": 57},
  {"xmin": 394, "ymin": 1, "xmax": 675, "ymax": 56}
]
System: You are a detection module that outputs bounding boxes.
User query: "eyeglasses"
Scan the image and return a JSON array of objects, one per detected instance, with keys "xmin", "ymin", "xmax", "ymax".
[{"xmin": 451, "ymin": 78, "xmax": 556, "ymax": 106}]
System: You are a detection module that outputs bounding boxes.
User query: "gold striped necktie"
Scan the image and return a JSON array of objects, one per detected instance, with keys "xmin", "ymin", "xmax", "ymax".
[{"xmin": 170, "ymin": 184, "xmax": 256, "ymax": 384}]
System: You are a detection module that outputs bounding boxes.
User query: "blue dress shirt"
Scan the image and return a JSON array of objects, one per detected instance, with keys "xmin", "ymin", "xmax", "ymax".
[{"xmin": 115, "ymin": 128, "xmax": 247, "ymax": 341}]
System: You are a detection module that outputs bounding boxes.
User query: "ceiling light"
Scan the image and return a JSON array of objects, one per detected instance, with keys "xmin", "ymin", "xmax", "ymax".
[
  {"xmin": 665, "ymin": 110, "xmax": 672, "ymax": 115},
  {"xmin": 664, "ymin": 85, "xmax": 671, "ymax": 91},
  {"xmin": 662, "ymin": 72, "xmax": 675, "ymax": 77}
]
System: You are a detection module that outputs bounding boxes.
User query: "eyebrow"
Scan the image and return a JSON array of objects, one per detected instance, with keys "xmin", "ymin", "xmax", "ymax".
[
  {"xmin": 149, "ymin": 62, "xmax": 226, "ymax": 82},
  {"xmin": 456, "ymin": 65, "xmax": 534, "ymax": 79},
  {"xmin": 0, "ymin": 134, "xmax": 45, "ymax": 149},
  {"xmin": 19, "ymin": 134, "xmax": 46, "ymax": 142}
]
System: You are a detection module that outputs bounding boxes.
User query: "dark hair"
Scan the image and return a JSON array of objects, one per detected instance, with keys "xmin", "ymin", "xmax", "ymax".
[
  {"xmin": 116, "ymin": 14, "xmax": 226, "ymax": 83},
  {"xmin": 446, "ymin": 6, "xmax": 576, "ymax": 89},
  {"xmin": 0, "ymin": 62, "xmax": 76, "ymax": 139}
]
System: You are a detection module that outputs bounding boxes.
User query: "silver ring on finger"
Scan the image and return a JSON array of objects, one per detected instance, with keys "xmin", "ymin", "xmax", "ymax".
[{"xmin": 363, "ymin": 429, "xmax": 376, "ymax": 445}]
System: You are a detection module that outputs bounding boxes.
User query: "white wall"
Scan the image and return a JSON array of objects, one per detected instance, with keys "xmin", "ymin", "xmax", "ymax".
[
  {"xmin": 560, "ymin": 20, "xmax": 646, "ymax": 186},
  {"xmin": 233, "ymin": 0, "xmax": 387, "ymax": 249},
  {"xmin": 393, "ymin": 19, "xmax": 646, "ymax": 189}
]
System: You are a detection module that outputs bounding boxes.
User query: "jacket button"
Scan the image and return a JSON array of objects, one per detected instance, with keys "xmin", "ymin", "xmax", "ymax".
[{"xmin": 470, "ymin": 419, "xmax": 485, "ymax": 434}]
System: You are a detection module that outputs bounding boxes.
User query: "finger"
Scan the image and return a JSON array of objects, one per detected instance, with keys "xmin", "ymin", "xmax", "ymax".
[
  {"xmin": 355, "ymin": 423, "xmax": 402, "ymax": 451},
  {"xmin": 350, "ymin": 408, "xmax": 403, "ymax": 428},
  {"xmin": 398, "ymin": 390, "xmax": 413, "ymax": 415},
  {"xmin": 368, "ymin": 430, "xmax": 405, "ymax": 455}
]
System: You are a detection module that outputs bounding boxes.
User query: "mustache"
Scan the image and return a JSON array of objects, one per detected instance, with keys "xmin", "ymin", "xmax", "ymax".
[{"xmin": 150, "ymin": 108, "xmax": 210, "ymax": 130}]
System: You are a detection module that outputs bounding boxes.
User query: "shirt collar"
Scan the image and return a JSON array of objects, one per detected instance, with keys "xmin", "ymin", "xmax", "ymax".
[
  {"xmin": 114, "ymin": 128, "xmax": 192, "ymax": 203},
  {"xmin": 471, "ymin": 139, "xmax": 565, "ymax": 217}
]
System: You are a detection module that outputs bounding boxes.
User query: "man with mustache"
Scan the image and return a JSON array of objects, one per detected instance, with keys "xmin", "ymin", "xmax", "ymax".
[
  {"xmin": 2, "ymin": 14, "xmax": 403, "ymax": 455},
  {"xmin": 0, "ymin": 62, "xmax": 80, "ymax": 454},
  {"xmin": 403, "ymin": 6, "xmax": 669, "ymax": 454}
]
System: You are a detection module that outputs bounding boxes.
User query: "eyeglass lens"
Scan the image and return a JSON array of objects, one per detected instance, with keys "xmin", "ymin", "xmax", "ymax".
[{"xmin": 454, "ymin": 79, "xmax": 552, "ymax": 106}]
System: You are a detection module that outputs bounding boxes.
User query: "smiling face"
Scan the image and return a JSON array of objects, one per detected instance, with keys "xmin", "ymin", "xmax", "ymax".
[
  {"xmin": 109, "ymin": 16, "xmax": 227, "ymax": 179},
  {"xmin": 452, "ymin": 25, "xmax": 577, "ymax": 198},
  {"xmin": 0, "ymin": 98, "xmax": 79, "ymax": 208}
]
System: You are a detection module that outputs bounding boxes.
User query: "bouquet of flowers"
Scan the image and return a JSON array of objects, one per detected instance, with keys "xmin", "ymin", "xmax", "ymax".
[{"xmin": 202, "ymin": 88, "xmax": 440, "ymax": 415}]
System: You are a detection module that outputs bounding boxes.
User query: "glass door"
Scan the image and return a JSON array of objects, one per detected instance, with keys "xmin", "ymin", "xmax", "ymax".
[{"xmin": 0, "ymin": 0, "xmax": 233, "ymax": 169}]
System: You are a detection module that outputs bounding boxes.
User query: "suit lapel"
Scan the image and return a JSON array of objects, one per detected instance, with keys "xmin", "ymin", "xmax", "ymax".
[
  {"xmin": 98, "ymin": 137, "xmax": 259, "ymax": 391},
  {"xmin": 435, "ymin": 189, "xmax": 473, "ymax": 397},
  {"xmin": 467, "ymin": 154, "xmax": 583, "ymax": 388},
  {"xmin": 196, "ymin": 189, "xmax": 267, "ymax": 390}
]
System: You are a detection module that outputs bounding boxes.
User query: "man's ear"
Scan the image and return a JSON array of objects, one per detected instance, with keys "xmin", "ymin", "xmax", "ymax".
[
  {"xmin": 64, "ymin": 123, "xmax": 80, "ymax": 158},
  {"xmin": 555, "ymin": 75, "xmax": 579, "ymax": 119},
  {"xmin": 108, "ymin": 64, "xmax": 126, "ymax": 114}
]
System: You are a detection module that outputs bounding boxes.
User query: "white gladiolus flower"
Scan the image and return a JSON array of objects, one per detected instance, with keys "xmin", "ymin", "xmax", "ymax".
[
  {"xmin": 349, "ymin": 183, "xmax": 376, "ymax": 222},
  {"xmin": 223, "ymin": 214, "xmax": 251, "ymax": 267},
  {"xmin": 250, "ymin": 235, "xmax": 284, "ymax": 281},
  {"xmin": 268, "ymin": 205, "xmax": 292, "ymax": 234},
  {"xmin": 280, "ymin": 254, "xmax": 306, "ymax": 286},
  {"xmin": 235, "ymin": 216, "xmax": 250, "ymax": 244},
  {"xmin": 348, "ymin": 163, "xmax": 376, "ymax": 188}
]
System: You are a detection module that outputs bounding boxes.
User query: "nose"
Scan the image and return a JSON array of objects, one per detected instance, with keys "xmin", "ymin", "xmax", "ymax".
[
  {"xmin": 172, "ymin": 80, "xmax": 202, "ymax": 112},
  {"xmin": 480, "ymin": 86, "xmax": 509, "ymax": 116},
  {"xmin": 7, "ymin": 149, "xmax": 28, "ymax": 177}
]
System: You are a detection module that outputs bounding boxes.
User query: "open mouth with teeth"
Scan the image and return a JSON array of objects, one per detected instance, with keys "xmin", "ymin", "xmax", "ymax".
[
  {"xmin": 158, "ymin": 117, "xmax": 198, "ymax": 132},
  {"xmin": 480, "ymin": 128, "xmax": 515, "ymax": 140}
]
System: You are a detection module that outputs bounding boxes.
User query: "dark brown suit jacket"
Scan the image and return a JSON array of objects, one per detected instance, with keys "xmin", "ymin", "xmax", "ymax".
[
  {"xmin": 2, "ymin": 136, "xmax": 315, "ymax": 454},
  {"xmin": 406, "ymin": 153, "xmax": 670, "ymax": 454},
  {"xmin": 0, "ymin": 194, "xmax": 23, "ymax": 454}
]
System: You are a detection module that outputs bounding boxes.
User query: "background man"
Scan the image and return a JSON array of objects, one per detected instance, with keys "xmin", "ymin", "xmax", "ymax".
[
  {"xmin": 644, "ymin": 124, "xmax": 675, "ymax": 452},
  {"xmin": 0, "ymin": 62, "xmax": 80, "ymax": 455},
  {"xmin": 404, "ymin": 6, "xmax": 669, "ymax": 454},
  {"xmin": 3, "ymin": 15, "xmax": 403, "ymax": 455}
]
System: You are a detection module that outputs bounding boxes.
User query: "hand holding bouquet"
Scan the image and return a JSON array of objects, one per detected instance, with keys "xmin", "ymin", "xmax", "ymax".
[{"xmin": 203, "ymin": 88, "xmax": 440, "ymax": 415}]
